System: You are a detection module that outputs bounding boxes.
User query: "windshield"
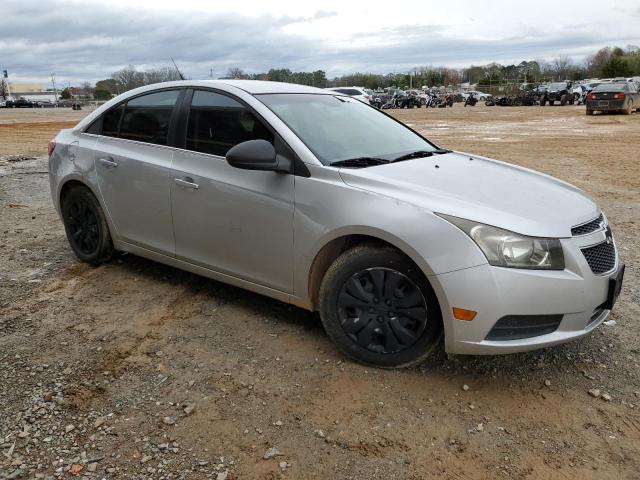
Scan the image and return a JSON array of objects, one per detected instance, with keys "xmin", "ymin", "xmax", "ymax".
[
  {"xmin": 258, "ymin": 94, "xmax": 436, "ymax": 164},
  {"xmin": 594, "ymin": 83, "xmax": 626, "ymax": 91},
  {"xmin": 549, "ymin": 83, "xmax": 567, "ymax": 89}
]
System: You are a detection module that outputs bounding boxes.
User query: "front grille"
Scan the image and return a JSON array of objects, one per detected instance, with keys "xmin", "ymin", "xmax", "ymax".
[
  {"xmin": 581, "ymin": 241, "xmax": 616, "ymax": 274},
  {"xmin": 571, "ymin": 214, "xmax": 604, "ymax": 236},
  {"xmin": 485, "ymin": 314, "xmax": 563, "ymax": 341}
]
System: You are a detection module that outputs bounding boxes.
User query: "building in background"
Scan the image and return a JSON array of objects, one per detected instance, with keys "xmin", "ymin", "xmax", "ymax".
[{"xmin": 8, "ymin": 83, "xmax": 58, "ymax": 103}]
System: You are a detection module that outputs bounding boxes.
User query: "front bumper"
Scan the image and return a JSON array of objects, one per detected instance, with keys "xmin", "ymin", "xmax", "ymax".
[{"xmin": 432, "ymin": 225, "xmax": 621, "ymax": 355}]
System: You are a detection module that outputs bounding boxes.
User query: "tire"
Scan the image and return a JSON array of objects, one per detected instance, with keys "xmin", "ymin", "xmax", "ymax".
[
  {"xmin": 479, "ymin": 96, "xmax": 485, "ymax": 101},
  {"xmin": 318, "ymin": 245, "xmax": 442, "ymax": 368},
  {"xmin": 60, "ymin": 184, "xmax": 115, "ymax": 266},
  {"xmin": 548, "ymin": 100, "xmax": 554, "ymax": 106},
  {"xmin": 623, "ymin": 101, "xmax": 633, "ymax": 115},
  {"xmin": 586, "ymin": 109, "xmax": 594, "ymax": 115}
]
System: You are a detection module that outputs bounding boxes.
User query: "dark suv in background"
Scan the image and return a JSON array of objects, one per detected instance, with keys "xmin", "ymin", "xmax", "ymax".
[{"xmin": 540, "ymin": 82, "xmax": 574, "ymax": 106}]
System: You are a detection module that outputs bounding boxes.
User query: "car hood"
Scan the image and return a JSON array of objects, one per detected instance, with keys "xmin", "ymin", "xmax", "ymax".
[{"xmin": 338, "ymin": 151, "xmax": 599, "ymax": 238}]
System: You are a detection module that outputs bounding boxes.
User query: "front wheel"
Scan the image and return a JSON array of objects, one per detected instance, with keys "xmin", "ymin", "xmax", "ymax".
[
  {"xmin": 319, "ymin": 245, "xmax": 442, "ymax": 368},
  {"xmin": 60, "ymin": 185, "xmax": 115, "ymax": 266}
]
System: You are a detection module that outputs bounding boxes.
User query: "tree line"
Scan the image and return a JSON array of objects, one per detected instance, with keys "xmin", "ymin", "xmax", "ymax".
[{"xmin": 76, "ymin": 44, "xmax": 639, "ymax": 99}]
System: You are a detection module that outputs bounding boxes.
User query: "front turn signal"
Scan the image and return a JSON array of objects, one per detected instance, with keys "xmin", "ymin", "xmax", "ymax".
[{"xmin": 453, "ymin": 307, "xmax": 477, "ymax": 321}]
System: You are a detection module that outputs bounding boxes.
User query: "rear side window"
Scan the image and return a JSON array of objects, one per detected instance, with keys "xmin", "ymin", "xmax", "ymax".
[
  {"xmin": 186, "ymin": 90, "xmax": 273, "ymax": 157},
  {"xmin": 118, "ymin": 90, "xmax": 179, "ymax": 145},
  {"xmin": 101, "ymin": 104, "xmax": 124, "ymax": 137}
]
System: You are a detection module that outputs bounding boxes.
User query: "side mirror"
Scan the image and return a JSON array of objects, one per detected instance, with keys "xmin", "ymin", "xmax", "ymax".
[{"xmin": 226, "ymin": 139, "xmax": 290, "ymax": 173}]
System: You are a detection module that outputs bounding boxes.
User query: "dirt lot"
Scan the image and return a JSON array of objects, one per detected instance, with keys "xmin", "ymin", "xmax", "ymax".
[{"xmin": 1, "ymin": 105, "xmax": 639, "ymax": 480}]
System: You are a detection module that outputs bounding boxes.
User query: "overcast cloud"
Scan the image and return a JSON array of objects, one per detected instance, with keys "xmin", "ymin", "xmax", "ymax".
[{"xmin": 2, "ymin": 0, "xmax": 639, "ymax": 85}]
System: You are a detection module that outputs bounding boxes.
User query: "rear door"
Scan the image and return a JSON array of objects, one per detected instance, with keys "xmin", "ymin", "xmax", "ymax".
[
  {"xmin": 93, "ymin": 89, "xmax": 182, "ymax": 254},
  {"xmin": 170, "ymin": 89, "xmax": 295, "ymax": 292}
]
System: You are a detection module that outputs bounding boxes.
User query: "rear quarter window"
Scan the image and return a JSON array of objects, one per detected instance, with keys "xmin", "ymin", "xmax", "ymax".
[{"xmin": 334, "ymin": 89, "xmax": 362, "ymax": 96}]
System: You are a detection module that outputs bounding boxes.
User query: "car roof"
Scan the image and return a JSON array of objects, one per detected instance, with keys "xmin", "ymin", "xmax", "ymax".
[
  {"xmin": 137, "ymin": 79, "xmax": 331, "ymax": 95},
  {"xmin": 74, "ymin": 80, "xmax": 334, "ymax": 131}
]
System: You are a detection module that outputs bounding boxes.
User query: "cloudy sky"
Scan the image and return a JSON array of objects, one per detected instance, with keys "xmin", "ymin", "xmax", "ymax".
[{"xmin": 2, "ymin": 0, "xmax": 639, "ymax": 86}]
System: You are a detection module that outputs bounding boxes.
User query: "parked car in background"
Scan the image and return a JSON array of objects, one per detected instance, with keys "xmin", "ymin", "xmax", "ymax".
[
  {"xmin": 540, "ymin": 82, "xmax": 574, "ymax": 106},
  {"xmin": 574, "ymin": 82, "xmax": 601, "ymax": 105},
  {"xmin": 462, "ymin": 90, "xmax": 489, "ymax": 101},
  {"xmin": 0, "ymin": 100, "xmax": 6, "ymax": 108},
  {"xmin": 586, "ymin": 82, "xmax": 639, "ymax": 115},
  {"xmin": 326, "ymin": 87, "xmax": 371, "ymax": 104},
  {"xmin": 49, "ymin": 80, "xmax": 624, "ymax": 368},
  {"xmin": 13, "ymin": 98, "xmax": 35, "ymax": 108},
  {"xmin": 34, "ymin": 100, "xmax": 55, "ymax": 108}
]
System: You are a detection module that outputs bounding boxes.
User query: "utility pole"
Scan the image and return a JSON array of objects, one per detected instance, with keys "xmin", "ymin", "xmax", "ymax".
[
  {"xmin": 51, "ymin": 73, "xmax": 58, "ymax": 103},
  {"xmin": 3, "ymin": 69, "xmax": 11, "ymax": 99}
]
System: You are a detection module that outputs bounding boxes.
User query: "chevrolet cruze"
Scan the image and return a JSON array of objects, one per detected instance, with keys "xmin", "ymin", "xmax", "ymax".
[{"xmin": 48, "ymin": 80, "xmax": 624, "ymax": 368}]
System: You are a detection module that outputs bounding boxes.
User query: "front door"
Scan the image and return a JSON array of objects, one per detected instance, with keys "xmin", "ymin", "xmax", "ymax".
[{"xmin": 170, "ymin": 90, "xmax": 294, "ymax": 292}]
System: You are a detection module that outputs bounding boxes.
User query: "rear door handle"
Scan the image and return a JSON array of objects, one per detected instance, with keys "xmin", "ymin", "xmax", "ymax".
[
  {"xmin": 98, "ymin": 157, "xmax": 118, "ymax": 168},
  {"xmin": 174, "ymin": 178, "xmax": 199, "ymax": 190}
]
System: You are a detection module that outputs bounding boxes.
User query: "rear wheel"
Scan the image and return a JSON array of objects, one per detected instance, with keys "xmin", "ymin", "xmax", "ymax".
[
  {"xmin": 60, "ymin": 185, "xmax": 115, "ymax": 266},
  {"xmin": 623, "ymin": 101, "xmax": 633, "ymax": 115},
  {"xmin": 319, "ymin": 245, "xmax": 442, "ymax": 368}
]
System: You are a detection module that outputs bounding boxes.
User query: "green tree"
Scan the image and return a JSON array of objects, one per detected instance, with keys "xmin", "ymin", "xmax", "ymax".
[
  {"xmin": 94, "ymin": 89, "xmax": 112, "ymax": 100},
  {"xmin": 95, "ymin": 79, "xmax": 120, "ymax": 94},
  {"xmin": 602, "ymin": 56, "xmax": 632, "ymax": 77},
  {"xmin": 60, "ymin": 88, "xmax": 71, "ymax": 100}
]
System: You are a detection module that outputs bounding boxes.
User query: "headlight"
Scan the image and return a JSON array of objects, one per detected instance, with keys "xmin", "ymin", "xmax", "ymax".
[{"xmin": 439, "ymin": 214, "xmax": 564, "ymax": 270}]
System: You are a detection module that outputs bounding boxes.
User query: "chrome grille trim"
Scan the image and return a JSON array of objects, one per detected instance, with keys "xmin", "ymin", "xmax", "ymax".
[{"xmin": 571, "ymin": 213, "xmax": 604, "ymax": 236}]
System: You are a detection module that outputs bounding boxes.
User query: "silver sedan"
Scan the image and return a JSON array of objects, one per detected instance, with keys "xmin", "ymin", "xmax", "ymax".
[{"xmin": 48, "ymin": 80, "xmax": 624, "ymax": 368}]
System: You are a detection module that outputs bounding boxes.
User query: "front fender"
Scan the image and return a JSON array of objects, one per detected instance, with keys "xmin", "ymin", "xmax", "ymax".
[{"xmin": 291, "ymin": 164, "xmax": 487, "ymax": 308}]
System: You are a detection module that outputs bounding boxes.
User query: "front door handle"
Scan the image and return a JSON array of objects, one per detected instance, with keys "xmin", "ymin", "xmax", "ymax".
[
  {"xmin": 174, "ymin": 178, "xmax": 199, "ymax": 190},
  {"xmin": 98, "ymin": 157, "xmax": 118, "ymax": 168}
]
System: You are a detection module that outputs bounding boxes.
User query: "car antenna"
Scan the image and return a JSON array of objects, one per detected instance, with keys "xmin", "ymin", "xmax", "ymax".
[{"xmin": 170, "ymin": 57, "xmax": 185, "ymax": 80}]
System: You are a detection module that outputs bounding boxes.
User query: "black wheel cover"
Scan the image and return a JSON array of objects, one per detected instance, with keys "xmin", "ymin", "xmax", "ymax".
[
  {"xmin": 65, "ymin": 197, "xmax": 100, "ymax": 255},
  {"xmin": 337, "ymin": 267, "xmax": 428, "ymax": 354}
]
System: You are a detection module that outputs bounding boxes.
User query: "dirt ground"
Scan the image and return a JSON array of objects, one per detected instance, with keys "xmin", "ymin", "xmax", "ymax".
[{"xmin": 1, "ymin": 105, "xmax": 639, "ymax": 480}]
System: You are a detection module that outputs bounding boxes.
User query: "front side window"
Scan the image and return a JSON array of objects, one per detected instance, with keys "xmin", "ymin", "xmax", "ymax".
[
  {"xmin": 259, "ymin": 94, "xmax": 436, "ymax": 164},
  {"xmin": 186, "ymin": 90, "xmax": 273, "ymax": 157},
  {"xmin": 118, "ymin": 90, "xmax": 179, "ymax": 145}
]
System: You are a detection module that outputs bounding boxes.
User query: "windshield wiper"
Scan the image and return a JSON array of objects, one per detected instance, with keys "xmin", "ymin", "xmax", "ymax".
[
  {"xmin": 329, "ymin": 157, "xmax": 391, "ymax": 168},
  {"xmin": 391, "ymin": 149, "xmax": 451, "ymax": 163}
]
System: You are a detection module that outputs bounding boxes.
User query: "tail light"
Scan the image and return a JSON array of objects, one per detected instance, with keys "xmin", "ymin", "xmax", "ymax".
[
  {"xmin": 586, "ymin": 92, "xmax": 595, "ymax": 100},
  {"xmin": 48, "ymin": 139, "xmax": 56, "ymax": 158},
  {"xmin": 613, "ymin": 92, "xmax": 625, "ymax": 100}
]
